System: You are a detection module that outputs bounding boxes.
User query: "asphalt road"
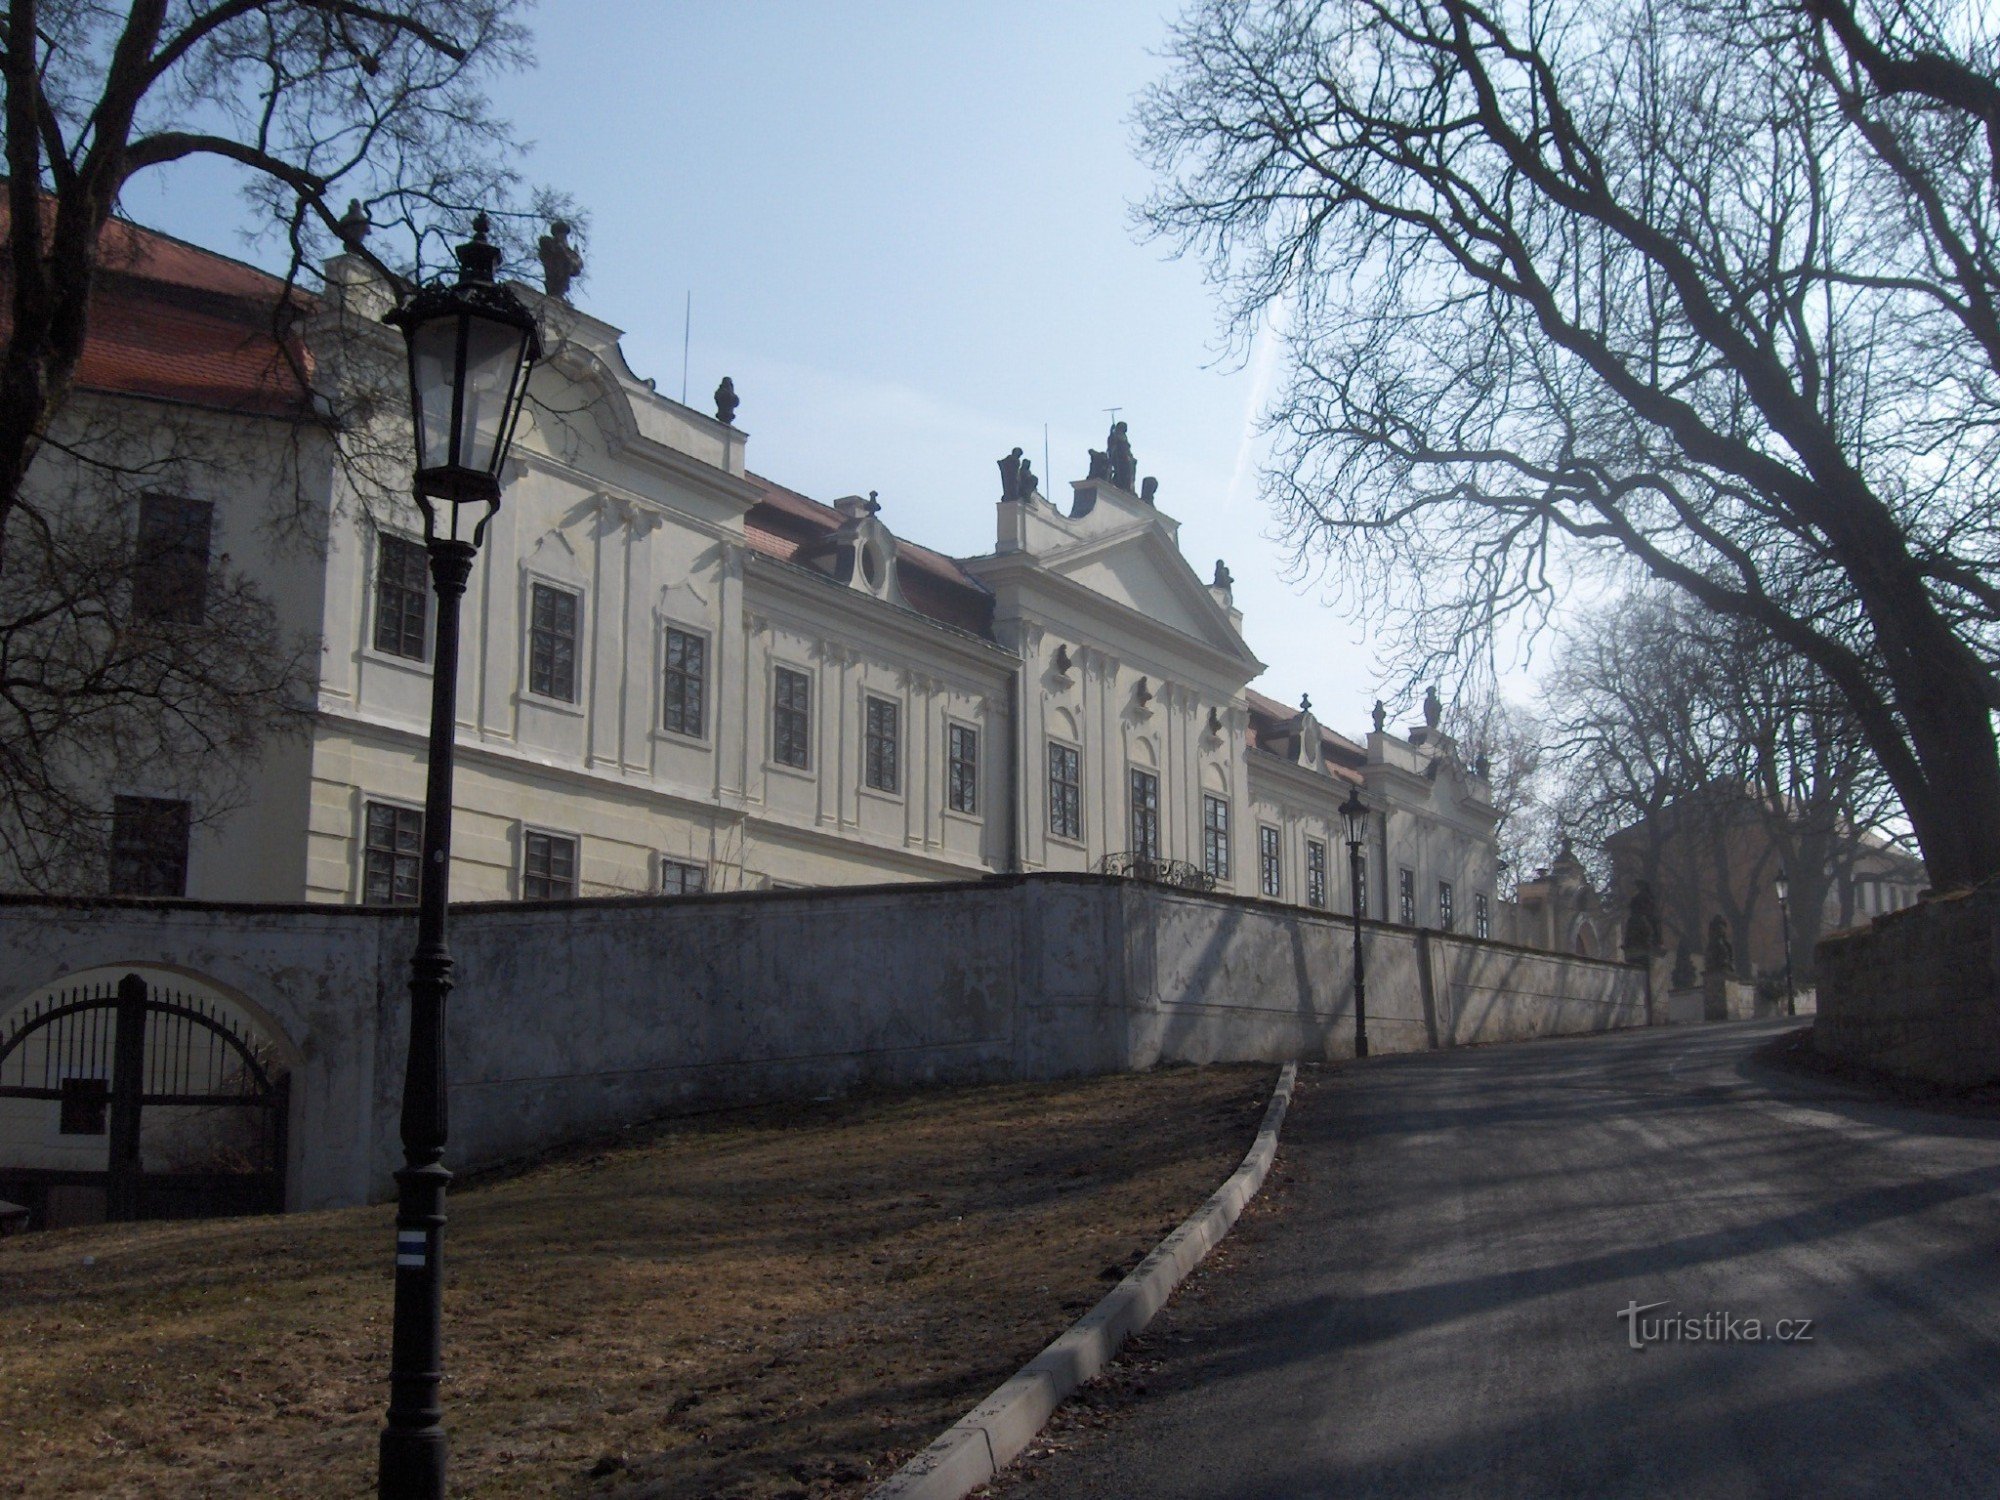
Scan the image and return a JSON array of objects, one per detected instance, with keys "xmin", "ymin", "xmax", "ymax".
[{"xmin": 997, "ymin": 1021, "xmax": 2000, "ymax": 1499}]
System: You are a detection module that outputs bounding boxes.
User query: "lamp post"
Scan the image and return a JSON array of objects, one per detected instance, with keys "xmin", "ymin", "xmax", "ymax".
[
  {"xmin": 378, "ymin": 215, "xmax": 540, "ymax": 1500},
  {"xmin": 1775, "ymin": 870, "xmax": 1796, "ymax": 1019},
  {"xmin": 1341, "ymin": 785, "xmax": 1370, "ymax": 1059}
]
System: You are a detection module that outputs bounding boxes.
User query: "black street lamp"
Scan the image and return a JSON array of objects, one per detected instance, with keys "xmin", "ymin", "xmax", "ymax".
[
  {"xmin": 1775, "ymin": 870, "xmax": 1796, "ymax": 1019},
  {"xmin": 1341, "ymin": 784, "xmax": 1370, "ymax": 1059},
  {"xmin": 378, "ymin": 215, "xmax": 540, "ymax": 1500}
]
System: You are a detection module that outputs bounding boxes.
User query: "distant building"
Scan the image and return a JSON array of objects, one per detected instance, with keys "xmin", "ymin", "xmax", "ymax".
[{"xmin": 9, "ymin": 213, "xmax": 1505, "ymax": 927}]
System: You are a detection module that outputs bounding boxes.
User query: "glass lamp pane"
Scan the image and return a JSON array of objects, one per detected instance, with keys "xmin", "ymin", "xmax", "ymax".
[
  {"xmin": 456, "ymin": 316, "xmax": 532, "ymax": 476},
  {"xmin": 409, "ymin": 318, "xmax": 459, "ymax": 471}
]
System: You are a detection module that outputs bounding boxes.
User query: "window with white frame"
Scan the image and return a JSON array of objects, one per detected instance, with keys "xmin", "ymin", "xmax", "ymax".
[
  {"xmin": 773, "ymin": 666, "xmax": 812, "ymax": 769},
  {"xmin": 1129, "ymin": 768, "xmax": 1161, "ymax": 861},
  {"xmin": 660, "ymin": 858, "xmax": 706, "ymax": 896},
  {"xmin": 523, "ymin": 830, "xmax": 577, "ymax": 899},
  {"xmin": 1202, "ymin": 794, "xmax": 1230, "ymax": 882},
  {"xmin": 528, "ymin": 582, "xmax": 580, "ymax": 702},
  {"xmin": 948, "ymin": 723, "xmax": 978, "ymax": 814},
  {"xmin": 1306, "ymin": 839, "xmax": 1327, "ymax": 908},
  {"xmin": 1260, "ymin": 825, "xmax": 1282, "ymax": 898},
  {"xmin": 363, "ymin": 801, "xmax": 423, "ymax": 906},
  {"xmin": 865, "ymin": 696, "xmax": 900, "ymax": 793},
  {"xmin": 662, "ymin": 627, "xmax": 706, "ymax": 738},
  {"xmin": 373, "ymin": 534, "xmax": 429, "ymax": 661},
  {"xmin": 1049, "ymin": 743, "xmax": 1081, "ymax": 840}
]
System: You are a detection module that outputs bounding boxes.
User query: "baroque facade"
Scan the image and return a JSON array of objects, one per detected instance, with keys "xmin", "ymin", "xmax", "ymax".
[{"xmin": 15, "ymin": 216, "xmax": 1503, "ymax": 928}]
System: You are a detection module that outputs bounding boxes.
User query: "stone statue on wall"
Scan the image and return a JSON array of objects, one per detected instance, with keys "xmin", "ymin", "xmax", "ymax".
[
  {"xmin": 1017, "ymin": 456, "xmax": 1037, "ymax": 499},
  {"xmin": 1372, "ymin": 699, "xmax": 1387, "ymax": 733},
  {"xmin": 713, "ymin": 376, "xmax": 740, "ymax": 426},
  {"xmin": 1623, "ymin": 880, "xmax": 1660, "ymax": 957},
  {"xmin": 1107, "ymin": 420, "xmax": 1137, "ymax": 490},
  {"xmin": 1671, "ymin": 942, "xmax": 1699, "ymax": 988},
  {"xmin": 1140, "ymin": 475, "xmax": 1158, "ymax": 505},
  {"xmin": 537, "ymin": 219, "xmax": 584, "ymax": 301},
  {"xmin": 1423, "ymin": 684, "xmax": 1443, "ymax": 731},
  {"xmin": 1087, "ymin": 447, "xmax": 1112, "ymax": 481},
  {"xmin": 999, "ymin": 447, "xmax": 1024, "ymax": 502},
  {"xmin": 1213, "ymin": 559, "xmax": 1234, "ymax": 591},
  {"xmin": 1705, "ymin": 914, "xmax": 1735, "ymax": 976},
  {"xmin": 335, "ymin": 199, "xmax": 371, "ymax": 253},
  {"xmin": 1475, "ymin": 751, "xmax": 1491, "ymax": 779}
]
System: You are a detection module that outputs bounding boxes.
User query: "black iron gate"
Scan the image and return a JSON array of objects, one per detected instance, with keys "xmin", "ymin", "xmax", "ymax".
[{"xmin": 0, "ymin": 972, "xmax": 288, "ymax": 1229}]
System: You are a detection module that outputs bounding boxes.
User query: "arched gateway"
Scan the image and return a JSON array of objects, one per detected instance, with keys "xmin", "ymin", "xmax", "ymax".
[{"xmin": 0, "ymin": 969, "xmax": 292, "ymax": 1230}]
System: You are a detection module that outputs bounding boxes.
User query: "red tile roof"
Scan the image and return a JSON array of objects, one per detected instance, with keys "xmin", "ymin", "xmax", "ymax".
[
  {"xmin": 744, "ymin": 472, "xmax": 996, "ymax": 639},
  {"xmin": 0, "ymin": 201, "xmax": 314, "ymax": 417},
  {"xmin": 1246, "ymin": 688, "xmax": 1365, "ymax": 778}
]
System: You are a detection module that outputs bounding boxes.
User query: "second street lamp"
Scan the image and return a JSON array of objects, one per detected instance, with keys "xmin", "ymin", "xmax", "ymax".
[
  {"xmin": 378, "ymin": 215, "xmax": 541, "ymax": 1500},
  {"xmin": 1775, "ymin": 870, "xmax": 1796, "ymax": 1019},
  {"xmin": 1341, "ymin": 784, "xmax": 1370, "ymax": 1059}
]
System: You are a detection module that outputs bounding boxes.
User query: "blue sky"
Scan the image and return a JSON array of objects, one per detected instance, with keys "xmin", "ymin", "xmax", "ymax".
[{"xmin": 122, "ymin": 0, "xmax": 1422, "ymax": 734}]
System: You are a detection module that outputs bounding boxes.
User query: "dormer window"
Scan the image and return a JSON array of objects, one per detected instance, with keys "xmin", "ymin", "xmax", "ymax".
[{"xmin": 799, "ymin": 491, "xmax": 909, "ymax": 607}]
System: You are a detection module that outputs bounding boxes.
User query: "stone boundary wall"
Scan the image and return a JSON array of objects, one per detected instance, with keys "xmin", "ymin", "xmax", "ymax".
[
  {"xmin": 1816, "ymin": 883, "xmax": 2000, "ymax": 1088},
  {"xmin": 0, "ymin": 875, "xmax": 1649, "ymax": 1210}
]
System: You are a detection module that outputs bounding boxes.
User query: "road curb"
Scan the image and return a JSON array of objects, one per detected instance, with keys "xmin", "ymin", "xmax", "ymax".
[{"xmin": 869, "ymin": 1060, "xmax": 1300, "ymax": 1500}]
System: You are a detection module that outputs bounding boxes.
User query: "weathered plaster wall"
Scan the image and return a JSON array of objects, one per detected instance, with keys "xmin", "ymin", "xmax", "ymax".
[
  {"xmin": 1817, "ymin": 885, "xmax": 2000, "ymax": 1088},
  {"xmin": 0, "ymin": 875, "xmax": 1649, "ymax": 1211}
]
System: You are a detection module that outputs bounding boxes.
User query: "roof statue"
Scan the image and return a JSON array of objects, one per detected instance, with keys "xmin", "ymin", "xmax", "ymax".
[
  {"xmin": 1017, "ymin": 456, "xmax": 1037, "ymax": 499},
  {"xmin": 1423, "ymin": 684, "xmax": 1443, "ymax": 730},
  {"xmin": 714, "ymin": 375, "xmax": 739, "ymax": 426},
  {"xmin": 1213, "ymin": 558, "xmax": 1234, "ymax": 591},
  {"xmin": 999, "ymin": 447, "xmax": 1023, "ymax": 502},
  {"xmin": 1140, "ymin": 475, "xmax": 1158, "ymax": 505},
  {"xmin": 537, "ymin": 219, "xmax": 583, "ymax": 302},
  {"xmin": 1087, "ymin": 446, "xmax": 1112, "ymax": 481},
  {"xmin": 1372, "ymin": 699, "xmax": 1386, "ymax": 733},
  {"xmin": 1107, "ymin": 420, "xmax": 1137, "ymax": 490},
  {"xmin": 335, "ymin": 199, "xmax": 371, "ymax": 253}
]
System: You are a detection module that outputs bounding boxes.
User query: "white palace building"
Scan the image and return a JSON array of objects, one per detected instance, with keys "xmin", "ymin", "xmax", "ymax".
[{"xmin": 15, "ymin": 215, "xmax": 1503, "ymax": 931}]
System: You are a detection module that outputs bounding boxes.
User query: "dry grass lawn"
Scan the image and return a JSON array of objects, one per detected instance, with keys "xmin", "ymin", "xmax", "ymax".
[{"xmin": 0, "ymin": 1063, "xmax": 1277, "ymax": 1499}]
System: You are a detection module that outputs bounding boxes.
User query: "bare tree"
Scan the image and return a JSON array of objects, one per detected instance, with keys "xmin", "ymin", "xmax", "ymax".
[
  {"xmin": 1448, "ymin": 693, "xmax": 1552, "ymax": 895},
  {"xmin": 0, "ymin": 2, "xmax": 565, "ymax": 891},
  {"xmin": 1140, "ymin": 0, "xmax": 2000, "ymax": 888},
  {"xmin": 1541, "ymin": 589, "xmax": 1905, "ymax": 976}
]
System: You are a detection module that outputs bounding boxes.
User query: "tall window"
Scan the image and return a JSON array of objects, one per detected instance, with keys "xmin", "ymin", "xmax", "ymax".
[
  {"xmin": 1475, "ymin": 892, "xmax": 1491, "ymax": 940},
  {"xmin": 132, "ymin": 494, "xmax": 213, "ymax": 624},
  {"xmin": 1400, "ymin": 867, "xmax": 1417, "ymax": 925},
  {"xmin": 1129, "ymin": 768, "xmax": 1161, "ymax": 861},
  {"xmin": 1049, "ymin": 743, "xmax": 1082, "ymax": 840},
  {"xmin": 1202, "ymin": 795, "xmax": 1231, "ymax": 882},
  {"xmin": 523, "ymin": 830, "xmax": 578, "ymax": 899},
  {"xmin": 363, "ymin": 802, "xmax": 423, "ymax": 906},
  {"xmin": 1306, "ymin": 840, "xmax": 1327, "ymax": 908},
  {"xmin": 529, "ymin": 583, "xmax": 579, "ymax": 701},
  {"xmin": 1438, "ymin": 880, "xmax": 1455, "ymax": 932},
  {"xmin": 773, "ymin": 666, "xmax": 812, "ymax": 769},
  {"xmin": 1260, "ymin": 825, "xmax": 1282, "ymax": 898},
  {"xmin": 660, "ymin": 858, "xmax": 706, "ymax": 896},
  {"xmin": 662, "ymin": 627, "xmax": 706, "ymax": 738},
  {"xmin": 373, "ymin": 534, "xmax": 429, "ymax": 660},
  {"xmin": 865, "ymin": 696, "xmax": 900, "ymax": 792},
  {"xmin": 948, "ymin": 724, "xmax": 979, "ymax": 814},
  {"xmin": 109, "ymin": 795, "xmax": 190, "ymax": 896}
]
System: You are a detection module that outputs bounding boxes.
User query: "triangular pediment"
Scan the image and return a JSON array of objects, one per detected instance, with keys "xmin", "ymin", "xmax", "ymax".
[{"xmin": 1039, "ymin": 523, "xmax": 1258, "ymax": 665}]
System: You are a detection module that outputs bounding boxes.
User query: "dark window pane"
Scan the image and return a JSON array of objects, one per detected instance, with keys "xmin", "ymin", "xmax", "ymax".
[
  {"xmin": 132, "ymin": 495, "xmax": 213, "ymax": 624},
  {"xmin": 865, "ymin": 697, "xmax": 900, "ymax": 793},
  {"xmin": 524, "ymin": 830, "xmax": 578, "ymax": 899},
  {"xmin": 663, "ymin": 628, "xmax": 706, "ymax": 737},
  {"xmin": 1048, "ymin": 743, "xmax": 1081, "ymax": 840},
  {"xmin": 773, "ymin": 667, "xmax": 812, "ymax": 769},
  {"xmin": 1129, "ymin": 769, "xmax": 1160, "ymax": 862},
  {"xmin": 1438, "ymin": 881, "xmax": 1455, "ymax": 932},
  {"xmin": 109, "ymin": 796, "xmax": 190, "ymax": 896},
  {"xmin": 949, "ymin": 725, "xmax": 979, "ymax": 814},
  {"xmin": 364, "ymin": 801, "xmax": 424, "ymax": 906},
  {"xmin": 1400, "ymin": 868, "xmax": 1416, "ymax": 926},
  {"xmin": 661, "ymin": 859, "xmax": 706, "ymax": 895},
  {"xmin": 1202, "ymin": 795, "xmax": 1230, "ymax": 881},
  {"xmin": 529, "ymin": 583, "xmax": 579, "ymax": 701},
  {"xmin": 1260, "ymin": 826, "xmax": 1282, "ymax": 898},
  {"xmin": 373, "ymin": 535, "xmax": 430, "ymax": 660},
  {"xmin": 1307, "ymin": 840, "xmax": 1327, "ymax": 908}
]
